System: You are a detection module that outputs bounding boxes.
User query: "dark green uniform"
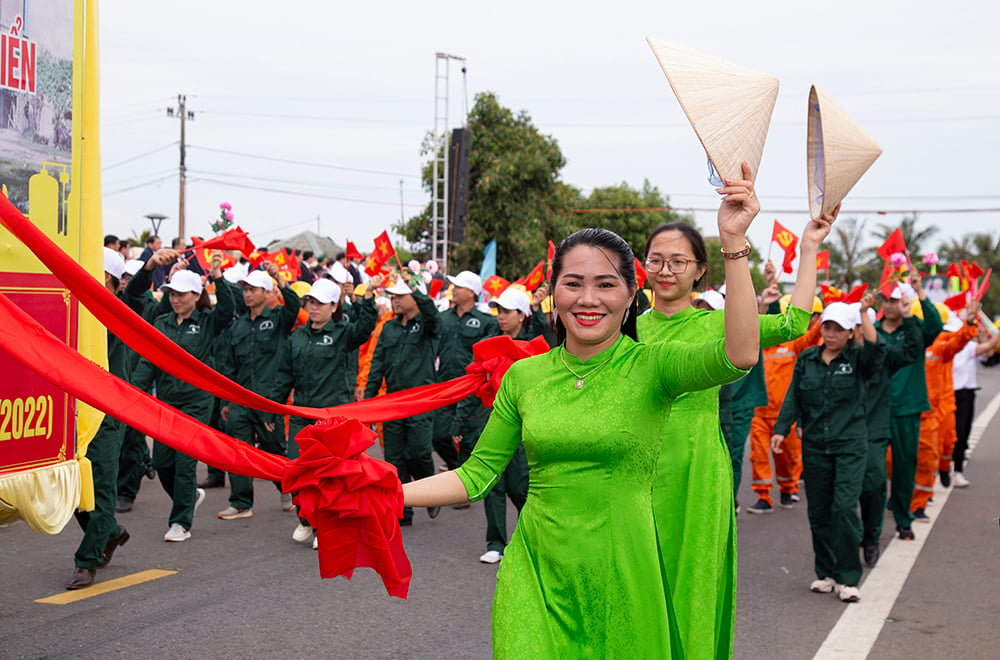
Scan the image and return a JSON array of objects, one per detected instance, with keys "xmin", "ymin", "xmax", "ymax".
[
  {"xmin": 483, "ymin": 313, "xmax": 551, "ymax": 554},
  {"xmin": 73, "ymin": 308, "xmax": 129, "ymax": 571},
  {"xmin": 364, "ymin": 291, "xmax": 440, "ymax": 523},
  {"xmin": 775, "ymin": 338, "xmax": 886, "ymax": 587},
  {"xmin": 723, "ymin": 349, "xmax": 767, "ymax": 495},
  {"xmin": 875, "ymin": 299, "xmax": 942, "ymax": 531},
  {"xmin": 274, "ymin": 297, "xmax": 378, "ymax": 459},
  {"xmin": 130, "ymin": 275, "xmax": 234, "ymax": 531},
  {"xmin": 117, "ymin": 287, "xmax": 158, "ymax": 506},
  {"xmin": 434, "ymin": 306, "xmax": 501, "ymax": 466},
  {"xmin": 219, "ymin": 285, "xmax": 301, "ymax": 510},
  {"xmin": 860, "ymin": 316, "xmax": 922, "ymax": 544}
]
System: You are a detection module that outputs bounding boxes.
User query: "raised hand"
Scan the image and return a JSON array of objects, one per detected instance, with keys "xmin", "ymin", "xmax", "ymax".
[{"xmin": 716, "ymin": 161, "xmax": 760, "ymax": 242}]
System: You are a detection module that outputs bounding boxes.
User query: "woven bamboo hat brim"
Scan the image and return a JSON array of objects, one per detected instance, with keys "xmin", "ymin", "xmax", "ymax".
[
  {"xmin": 646, "ymin": 37, "xmax": 779, "ymax": 184},
  {"xmin": 807, "ymin": 85, "xmax": 882, "ymax": 217}
]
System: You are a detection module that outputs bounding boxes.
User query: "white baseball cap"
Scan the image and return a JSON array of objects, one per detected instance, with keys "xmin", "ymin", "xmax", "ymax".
[
  {"xmin": 238, "ymin": 270, "xmax": 274, "ymax": 291},
  {"xmin": 695, "ymin": 290, "xmax": 725, "ymax": 311},
  {"xmin": 326, "ymin": 262, "xmax": 350, "ymax": 284},
  {"xmin": 124, "ymin": 259, "xmax": 144, "ymax": 277},
  {"xmin": 104, "ymin": 247, "xmax": 125, "ymax": 280},
  {"xmin": 821, "ymin": 302, "xmax": 855, "ymax": 330},
  {"xmin": 385, "ymin": 279, "xmax": 413, "ymax": 295},
  {"xmin": 223, "ymin": 262, "xmax": 249, "ymax": 284},
  {"xmin": 847, "ymin": 302, "xmax": 863, "ymax": 327},
  {"xmin": 161, "ymin": 270, "xmax": 204, "ymax": 295},
  {"xmin": 943, "ymin": 315, "xmax": 964, "ymax": 332},
  {"xmin": 304, "ymin": 278, "xmax": 341, "ymax": 305},
  {"xmin": 885, "ymin": 283, "xmax": 916, "ymax": 301},
  {"xmin": 447, "ymin": 271, "xmax": 483, "ymax": 296},
  {"xmin": 489, "ymin": 288, "xmax": 532, "ymax": 316}
]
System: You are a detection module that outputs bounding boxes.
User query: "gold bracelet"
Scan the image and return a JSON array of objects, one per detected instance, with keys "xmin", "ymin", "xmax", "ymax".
[{"xmin": 721, "ymin": 239, "xmax": 752, "ymax": 260}]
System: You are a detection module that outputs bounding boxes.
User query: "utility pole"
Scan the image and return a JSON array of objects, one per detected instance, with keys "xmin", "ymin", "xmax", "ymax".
[
  {"xmin": 432, "ymin": 52, "xmax": 465, "ymax": 272},
  {"xmin": 166, "ymin": 94, "xmax": 194, "ymax": 241}
]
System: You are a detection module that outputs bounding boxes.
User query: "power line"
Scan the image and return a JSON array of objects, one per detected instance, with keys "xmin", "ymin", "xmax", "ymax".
[
  {"xmin": 188, "ymin": 145, "xmax": 421, "ymax": 179},
  {"xmin": 104, "ymin": 174, "xmax": 176, "ymax": 197},
  {"xmin": 190, "ymin": 177, "xmax": 425, "ymax": 207},
  {"xmin": 188, "ymin": 168, "xmax": 423, "ymax": 194},
  {"xmin": 103, "ymin": 142, "xmax": 178, "ymax": 170},
  {"xmin": 570, "ymin": 206, "xmax": 1000, "ymax": 215},
  {"xmin": 198, "ymin": 109, "xmax": 425, "ymax": 125}
]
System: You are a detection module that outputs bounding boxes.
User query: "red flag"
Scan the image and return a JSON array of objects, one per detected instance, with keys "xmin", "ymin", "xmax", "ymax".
[
  {"xmin": 365, "ymin": 231, "xmax": 396, "ymax": 276},
  {"xmin": 268, "ymin": 248, "xmax": 301, "ymax": 283},
  {"xmin": 635, "ymin": 257, "xmax": 648, "ymax": 288},
  {"xmin": 345, "ymin": 240, "xmax": 363, "ymax": 260},
  {"xmin": 190, "ymin": 227, "xmax": 256, "ymax": 258},
  {"xmin": 428, "ymin": 278, "xmax": 444, "ymax": 298},
  {"xmin": 771, "ymin": 221, "xmax": 798, "ymax": 274},
  {"xmin": 820, "ymin": 284, "xmax": 845, "ymax": 305},
  {"xmin": 546, "ymin": 240, "xmax": 556, "ymax": 280},
  {"xmin": 816, "ymin": 250, "xmax": 830, "ymax": 271},
  {"xmin": 844, "ymin": 283, "xmax": 869, "ymax": 304},
  {"xmin": 523, "ymin": 261, "xmax": 546, "ymax": 292},
  {"xmin": 944, "ymin": 291, "xmax": 969, "ymax": 313},
  {"xmin": 482, "ymin": 275, "xmax": 510, "ymax": 299},
  {"xmin": 945, "ymin": 262, "xmax": 963, "ymax": 281},
  {"xmin": 877, "ymin": 228, "xmax": 908, "ymax": 261},
  {"xmin": 977, "ymin": 268, "xmax": 992, "ymax": 302}
]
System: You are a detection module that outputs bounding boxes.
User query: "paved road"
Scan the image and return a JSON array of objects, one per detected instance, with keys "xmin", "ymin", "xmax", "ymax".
[{"xmin": 3, "ymin": 369, "xmax": 999, "ymax": 659}]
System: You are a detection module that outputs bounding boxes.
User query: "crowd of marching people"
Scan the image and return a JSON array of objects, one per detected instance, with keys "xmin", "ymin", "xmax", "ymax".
[{"xmin": 65, "ymin": 193, "xmax": 997, "ymax": 659}]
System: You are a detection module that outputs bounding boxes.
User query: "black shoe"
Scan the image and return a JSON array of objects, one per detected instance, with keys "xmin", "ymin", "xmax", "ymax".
[
  {"xmin": 399, "ymin": 518, "xmax": 413, "ymax": 527},
  {"xmin": 97, "ymin": 526, "xmax": 130, "ymax": 568},
  {"xmin": 66, "ymin": 567, "xmax": 96, "ymax": 590},
  {"xmin": 198, "ymin": 476, "xmax": 225, "ymax": 489},
  {"xmin": 863, "ymin": 542, "xmax": 880, "ymax": 567},
  {"xmin": 939, "ymin": 470, "xmax": 951, "ymax": 488},
  {"xmin": 779, "ymin": 493, "xmax": 795, "ymax": 509},
  {"xmin": 144, "ymin": 460, "xmax": 156, "ymax": 480},
  {"xmin": 427, "ymin": 506, "xmax": 441, "ymax": 519},
  {"xmin": 896, "ymin": 525, "xmax": 915, "ymax": 541},
  {"xmin": 115, "ymin": 497, "xmax": 133, "ymax": 513}
]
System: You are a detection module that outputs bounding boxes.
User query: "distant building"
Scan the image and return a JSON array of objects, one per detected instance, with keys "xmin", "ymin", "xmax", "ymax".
[{"xmin": 266, "ymin": 230, "xmax": 342, "ymax": 260}]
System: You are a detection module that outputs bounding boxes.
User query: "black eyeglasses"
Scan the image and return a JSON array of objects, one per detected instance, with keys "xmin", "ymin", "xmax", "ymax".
[{"xmin": 644, "ymin": 257, "xmax": 699, "ymax": 274}]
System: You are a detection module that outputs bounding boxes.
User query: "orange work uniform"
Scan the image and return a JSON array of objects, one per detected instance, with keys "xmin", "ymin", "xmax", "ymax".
[
  {"xmin": 749, "ymin": 320, "xmax": 823, "ymax": 505},
  {"xmin": 911, "ymin": 323, "xmax": 977, "ymax": 511}
]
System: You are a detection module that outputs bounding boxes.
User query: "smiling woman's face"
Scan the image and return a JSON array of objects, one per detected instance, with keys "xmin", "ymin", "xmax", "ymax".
[
  {"xmin": 645, "ymin": 229, "xmax": 706, "ymax": 306},
  {"xmin": 554, "ymin": 245, "xmax": 634, "ymax": 358}
]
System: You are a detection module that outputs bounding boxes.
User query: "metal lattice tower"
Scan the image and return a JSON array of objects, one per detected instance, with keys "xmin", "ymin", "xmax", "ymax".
[{"xmin": 431, "ymin": 52, "xmax": 465, "ymax": 271}]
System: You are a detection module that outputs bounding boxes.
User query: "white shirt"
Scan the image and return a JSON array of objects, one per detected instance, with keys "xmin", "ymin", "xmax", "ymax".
[{"xmin": 952, "ymin": 340, "xmax": 980, "ymax": 390}]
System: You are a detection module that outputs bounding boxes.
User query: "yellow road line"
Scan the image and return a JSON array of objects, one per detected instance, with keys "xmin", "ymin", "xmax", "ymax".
[{"xmin": 35, "ymin": 569, "xmax": 178, "ymax": 605}]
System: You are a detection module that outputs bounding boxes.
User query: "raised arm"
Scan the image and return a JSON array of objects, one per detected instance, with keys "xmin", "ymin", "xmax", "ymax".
[
  {"xmin": 716, "ymin": 161, "xmax": 761, "ymax": 369},
  {"xmin": 788, "ymin": 203, "xmax": 838, "ymax": 315}
]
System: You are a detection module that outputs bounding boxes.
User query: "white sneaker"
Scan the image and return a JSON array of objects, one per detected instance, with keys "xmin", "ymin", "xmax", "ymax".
[
  {"xmin": 292, "ymin": 524, "xmax": 313, "ymax": 543},
  {"xmin": 954, "ymin": 472, "xmax": 970, "ymax": 488},
  {"xmin": 280, "ymin": 492, "xmax": 295, "ymax": 512},
  {"xmin": 194, "ymin": 488, "xmax": 206, "ymax": 513},
  {"xmin": 479, "ymin": 550, "xmax": 503, "ymax": 564},
  {"xmin": 810, "ymin": 577, "xmax": 836, "ymax": 593},
  {"xmin": 313, "ymin": 536, "xmax": 318, "ymax": 550},
  {"xmin": 836, "ymin": 584, "xmax": 861, "ymax": 602},
  {"xmin": 164, "ymin": 523, "xmax": 191, "ymax": 542},
  {"xmin": 218, "ymin": 506, "xmax": 253, "ymax": 520}
]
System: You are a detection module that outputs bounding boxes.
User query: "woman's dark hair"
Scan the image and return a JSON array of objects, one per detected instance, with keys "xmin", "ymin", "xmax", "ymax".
[
  {"xmin": 643, "ymin": 222, "xmax": 709, "ymax": 291},
  {"xmin": 551, "ymin": 227, "xmax": 640, "ymax": 345}
]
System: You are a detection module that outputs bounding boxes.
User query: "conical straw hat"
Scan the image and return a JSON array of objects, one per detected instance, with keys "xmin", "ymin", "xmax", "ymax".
[
  {"xmin": 646, "ymin": 37, "xmax": 779, "ymax": 184},
  {"xmin": 807, "ymin": 85, "xmax": 882, "ymax": 217}
]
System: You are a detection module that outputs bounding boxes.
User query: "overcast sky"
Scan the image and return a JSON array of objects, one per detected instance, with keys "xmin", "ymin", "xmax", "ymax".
[{"xmin": 98, "ymin": 0, "xmax": 1000, "ymax": 273}]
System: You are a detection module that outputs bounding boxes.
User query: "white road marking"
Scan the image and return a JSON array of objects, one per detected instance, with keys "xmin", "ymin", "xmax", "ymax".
[{"xmin": 812, "ymin": 391, "xmax": 1000, "ymax": 660}]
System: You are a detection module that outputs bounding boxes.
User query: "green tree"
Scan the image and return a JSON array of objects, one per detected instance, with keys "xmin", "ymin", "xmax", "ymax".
[
  {"xmin": 875, "ymin": 215, "xmax": 938, "ymax": 261},
  {"xmin": 397, "ymin": 92, "xmax": 574, "ymax": 278},
  {"xmin": 576, "ymin": 180, "xmax": 692, "ymax": 257},
  {"xmin": 821, "ymin": 216, "xmax": 871, "ymax": 288}
]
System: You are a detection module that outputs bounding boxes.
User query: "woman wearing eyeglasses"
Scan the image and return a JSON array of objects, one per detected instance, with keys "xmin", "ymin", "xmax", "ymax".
[{"xmin": 638, "ymin": 206, "xmax": 837, "ymax": 660}]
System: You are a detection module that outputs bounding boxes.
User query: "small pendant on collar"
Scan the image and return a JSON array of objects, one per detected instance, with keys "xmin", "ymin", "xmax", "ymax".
[{"xmin": 575, "ymin": 379, "xmax": 584, "ymax": 389}]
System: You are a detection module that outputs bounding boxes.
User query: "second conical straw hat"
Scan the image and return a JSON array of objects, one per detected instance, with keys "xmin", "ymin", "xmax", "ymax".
[
  {"xmin": 807, "ymin": 85, "xmax": 882, "ymax": 218},
  {"xmin": 646, "ymin": 37, "xmax": 779, "ymax": 184}
]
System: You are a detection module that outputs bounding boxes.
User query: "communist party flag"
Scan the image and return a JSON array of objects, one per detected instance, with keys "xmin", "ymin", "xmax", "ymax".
[
  {"xmin": 191, "ymin": 246, "xmax": 237, "ymax": 273},
  {"xmin": 365, "ymin": 231, "xmax": 396, "ymax": 276},
  {"xmin": 523, "ymin": 261, "xmax": 546, "ymax": 292},
  {"xmin": 482, "ymin": 275, "xmax": 510, "ymax": 299},
  {"xmin": 270, "ymin": 248, "xmax": 301, "ymax": 283},
  {"xmin": 190, "ymin": 226, "xmax": 256, "ymax": 258},
  {"xmin": 771, "ymin": 221, "xmax": 798, "ymax": 274},
  {"xmin": 546, "ymin": 240, "xmax": 556, "ymax": 279},
  {"xmin": 820, "ymin": 284, "xmax": 845, "ymax": 305},
  {"xmin": 816, "ymin": 250, "xmax": 830, "ymax": 271}
]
